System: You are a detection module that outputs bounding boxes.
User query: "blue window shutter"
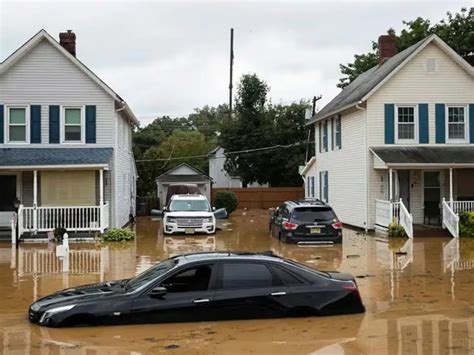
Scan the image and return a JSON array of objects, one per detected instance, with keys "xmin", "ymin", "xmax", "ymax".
[
  {"xmin": 49, "ymin": 105, "xmax": 60, "ymax": 143},
  {"xmin": 319, "ymin": 171, "xmax": 322, "ymax": 199},
  {"xmin": 470, "ymin": 104, "xmax": 474, "ymax": 143},
  {"xmin": 331, "ymin": 117, "xmax": 334, "ymax": 150},
  {"xmin": 384, "ymin": 104, "xmax": 395, "ymax": 144},
  {"xmin": 30, "ymin": 105, "xmax": 41, "ymax": 143},
  {"xmin": 86, "ymin": 105, "xmax": 97, "ymax": 143},
  {"xmin": 0, "ymin": 105, "xmax": 3, "ymax": 143},
  {"xmin": 435, "ymin": 104, "xmax": 445, "ymax": 143},
  {"xmin": 338, "ymin": 114, "xmax": 342, "ymax": 149},
  {"xmin": 324, "ymin": 171, "xmax": 329, "ymax": 202},
  {"xmin": 418, "ymin": 104, "xmax": 429, "ymax": 144},
  {"xmin": 318, "ymin": 122, "xmax": 322, "ymax": 153}
]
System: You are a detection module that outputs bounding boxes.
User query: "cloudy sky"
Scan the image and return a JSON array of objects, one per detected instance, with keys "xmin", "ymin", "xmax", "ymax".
[{"xmin": 0, "ymin": 1, "xmax": 470, "ymax": 126}]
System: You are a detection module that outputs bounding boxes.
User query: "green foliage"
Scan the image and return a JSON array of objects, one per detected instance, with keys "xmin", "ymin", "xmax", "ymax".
[
  {"xmin": 220, "ymin": 74, "xmax": 309, "ymax": 186},
  {"xmin": 459, "ymin": 211, "xmax": 474, "ymax": 237},
  {"xmin": 338, "ymin": 7, "xmax": 474, "ymax": 88},
  {"xmin": 215, "ymin": 191, "xmax": 239, "ymax": 214},
  {"xmin": 102, "ymin": 228, "xmax": 136, "ymax": 242},
  {"xmin": 388, "ymin": 223, "xmax": 407, "ymax": 238}
]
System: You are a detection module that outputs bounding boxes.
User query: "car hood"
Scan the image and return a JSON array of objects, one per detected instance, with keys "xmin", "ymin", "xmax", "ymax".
[
  {"xmin": 165, "ymin": 211, "xmax": 213, "ymax": 217},
  {"xmin": 31, "ymin": 280, "xmax": 128, "ymax": 311}
]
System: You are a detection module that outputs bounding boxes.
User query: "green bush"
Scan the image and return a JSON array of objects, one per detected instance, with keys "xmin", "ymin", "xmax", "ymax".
[
  {"xmin": 459, "ymin": 211, "xmax": 474, "ymax": 238},
  {"xmin": 388, "ymin": 223, "xmax": 407, "ymax": 238},
  {"xmin": 102, "ymin": 228, "xmax": 135, "ymax": 242},
  {"xmin": 215, "ymin": 191, "xmax": 239, "ymax": 215}
]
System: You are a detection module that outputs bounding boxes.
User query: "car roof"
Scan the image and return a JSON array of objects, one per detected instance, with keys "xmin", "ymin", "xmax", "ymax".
[
  {"xmin": 285, "ymin": 199, "xmax": 329, "ymax": 210},
  {"xmin": 172, "ymin": 251, "xmax": 284, "ymax": 264},
  {"xmin": 171, "ymin": 194, "xmax": 207, "ymax": 200}
]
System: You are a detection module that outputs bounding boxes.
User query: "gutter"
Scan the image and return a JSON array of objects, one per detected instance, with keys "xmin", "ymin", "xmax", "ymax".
[{"xmin": 355, "ymin": 101, "xmax": 369, "ymax": 233}]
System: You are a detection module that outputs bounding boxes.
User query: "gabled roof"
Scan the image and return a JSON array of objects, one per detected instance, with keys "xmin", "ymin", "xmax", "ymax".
[
  {"xmin": 0, "ymin": 29, "xmax": 139, "ymax": 126},
  {"xmin": 308, "ymin": 34, "xmax": 474, "ymax": 125},
  {"xmin": 300, "ymin": 156, "xmax": 316, "ymax": 176},
  {"xmin": 155, "ymin": 162, "xmax": 210, "ymax": 181}
]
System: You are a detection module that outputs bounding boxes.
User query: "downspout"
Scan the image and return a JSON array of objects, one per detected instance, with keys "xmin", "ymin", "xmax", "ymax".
[{"xmin": 356, "ymin": 101, "xmax": 369, "ymax": 233}]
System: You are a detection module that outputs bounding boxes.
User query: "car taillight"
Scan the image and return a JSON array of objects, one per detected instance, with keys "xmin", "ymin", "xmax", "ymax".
[
  {"xmin": 342, "ymin": 283, "xmax": 361, "ymax": 298},
  {"xmin": 282, "ymin": 221, "xmax": 298, "ymax": 230},
  {"xmin": 332, "ymin": 221, "xmax": 343, "ymax": 229}
]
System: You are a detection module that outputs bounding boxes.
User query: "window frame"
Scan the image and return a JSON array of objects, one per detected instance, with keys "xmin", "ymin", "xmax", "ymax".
[
  {"xmin": 445, "ymin": 105, "xmax": 469, "ymax": 144},
  {"xmin": 5, "ymin": 105, "xmax": 30, "ymax": 144},
  {"xmin": 216, "ymin": 261, "xmax": 278, "ymax": 290},
  {"xmin": 334, "ymin": 116, "xmax": 341, "ymax": 149},
  {"xmin": 320, "ymin": 171, "xmax": 328, "ymax": 203},
  {"xmin": 395, "ymin": 105, "xmax": 418, "ymax": 144},
  {"xmin": 60, "ymin": 105, "xmax": 85, "ymax": 144},
  {"xmin": 322, "ymin": 120, "xmax": 328, "ymax": 152}
]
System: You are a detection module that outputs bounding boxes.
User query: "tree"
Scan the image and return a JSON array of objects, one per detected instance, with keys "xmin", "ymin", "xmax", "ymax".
[
  {"xmin": 219, "ymin": 74, "xmax": 309, "ymax": 186},
  {"xmin": 338, "ymin": 7, "xmax": 473, "ymax": 88}
]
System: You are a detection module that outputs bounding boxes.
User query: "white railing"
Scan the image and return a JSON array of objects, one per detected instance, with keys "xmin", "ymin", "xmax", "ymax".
[
  {"xmin": 375, "ymin": 199, "xmax": 400, "ymax": 228},
  {"xmin": 399, "ymin": 198, "xmax": 413, "ymax": 239},
  {"xmin": 10, "ymin": 213, "xmax": 17, "ymax": 244},
  {"xmin": 452, "ymin": 201, "xmax": 474, "ymax": 214},
  {"xmin": 443, "ymin": 199, "xmax": 459, "ymax": 238},
  {"xmin": 17, "ymin": 203, "xmax": 109, "ymax": 238}
]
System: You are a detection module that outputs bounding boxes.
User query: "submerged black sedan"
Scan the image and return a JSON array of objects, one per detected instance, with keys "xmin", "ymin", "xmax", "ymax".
[{"xmin": 29, "ymin": 252, "xmax": 365, "ymax": 327}]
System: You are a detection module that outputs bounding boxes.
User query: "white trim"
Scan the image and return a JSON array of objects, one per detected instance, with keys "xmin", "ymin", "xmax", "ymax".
[
  {"xmin": 0, "ymin": 164, "xmax": 109, "ymax": 170},
  {"xmin": 445, "ymin": 105, "xmax": 469, "ymax": 144},
  {"xmin": 394, "ymin": 104, "xmax": 418, "ymax": 144},
  {"xmin": 334, "ymin": 115, "xmax": 342, "ymax": 150},
  {"xmin": 5, "ymin": 105, "xmax": 30, "ymax": 144},
  {"xmin": 300, "ymin": 156, "xmax": 316, "ymax": 176},
  {"xmin": 60, "ymin": 105, "xmax": 85, "ymax": 144}
]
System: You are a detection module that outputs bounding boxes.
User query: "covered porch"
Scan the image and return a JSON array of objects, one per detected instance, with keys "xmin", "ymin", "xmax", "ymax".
[
  {"xmin": 0, "ymin": 148, "xmax": 112, "ymax": 243},
  {"xmin": 371, "ymin": 146, "xmax": 474, "ymax": 238}
]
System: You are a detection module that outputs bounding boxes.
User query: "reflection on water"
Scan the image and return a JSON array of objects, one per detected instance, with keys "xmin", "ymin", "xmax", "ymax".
[{"xmin": 1, "ymin": 210, "xmax": 474, "ymax": 354}]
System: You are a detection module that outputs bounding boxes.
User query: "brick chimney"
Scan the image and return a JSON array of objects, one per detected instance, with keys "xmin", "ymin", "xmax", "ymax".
[
  {"xmin": 59, "ymin": 30, "xmax": 76, "ymax": 57},
  {"xmin": 378, "ymin": 34, "xmax": 397, "ymax": 64}
]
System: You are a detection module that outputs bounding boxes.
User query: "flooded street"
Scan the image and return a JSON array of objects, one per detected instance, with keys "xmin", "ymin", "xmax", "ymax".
[{"xmin": 1, "ymin": 210, "xmax": 474, "ymax": 354}]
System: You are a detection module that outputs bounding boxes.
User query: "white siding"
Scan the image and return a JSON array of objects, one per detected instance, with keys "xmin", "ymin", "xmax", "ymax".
[
  {"xmin": 209, "ymin": 147, "xmax": 242, "ymax": 188},
  {"xmin": 315, "ymin": 108, "xmax": 367, "ymax": 228},
  {"xmin": 0, "ymin": 38, "xmax": 115, "ymax": 146}
]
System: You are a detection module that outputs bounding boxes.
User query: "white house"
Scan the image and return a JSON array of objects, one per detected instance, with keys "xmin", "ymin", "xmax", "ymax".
[
  {"xmin": 303, "ymin": 34, "xmax": 474, "ymax": 238},
  {"xmin": 208, "ymin": 146, "xmax": 268, "ymax": 188},
  {"xmin": 0, "ymin": 29, "xmax": 138, "ymax": 241}
]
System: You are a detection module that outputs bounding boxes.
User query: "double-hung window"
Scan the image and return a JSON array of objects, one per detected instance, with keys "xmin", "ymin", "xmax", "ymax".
[
  {"xmin": 306, "ymin": 176, "xmax": 315, "ymax": 198},
  {"xmin": 396, "ymin": 106, "xmax": 417, "ymax": 143},
  {"xmin": 62, "ymin": 106, "xmax": 84, "ymax": 143},
  {"xmin": 322, "ymin": 120, "xmax": 328, "ymax": 152},
  {"xmin": 319, "ymin": 171, "xmax": 328, "ymax": 203},
  {"xmin": 334, "ymin": 116, "xmax": 341, "ymax": 149},
  {"xmin": 7, "ymin": 106, "xmax": 29, "ymax": 143},
  {"xmin": 446, "ymin": 106, "xmax": 468, "ymax": 143}
]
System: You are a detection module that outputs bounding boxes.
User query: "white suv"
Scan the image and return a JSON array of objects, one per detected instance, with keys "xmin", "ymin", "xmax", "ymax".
[{"xmin": 163, "ymin": 194, "xmax": 216, "ymax": 235}]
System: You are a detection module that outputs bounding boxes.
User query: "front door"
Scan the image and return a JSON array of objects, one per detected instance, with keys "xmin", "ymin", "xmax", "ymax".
[
  {"xmin": 0, "ymin": 175, "xmax": 17, "ymax": 227},
  {"xmin": 398, "ymin": 171, "xmax": 410, "ymax": 211},
  {"xmin": 424, "ymin": 171, "xmax": 441, "ymax": 225}
]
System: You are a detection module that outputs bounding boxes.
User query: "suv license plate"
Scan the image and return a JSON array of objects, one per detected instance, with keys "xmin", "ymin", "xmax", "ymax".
[
  {"xmin": 310, "ymin": 228, "xmax": 321, "ymax": 234},
  {"xmin": 185, "ymin": 228, "xmax": 194, "ymax": 234}
]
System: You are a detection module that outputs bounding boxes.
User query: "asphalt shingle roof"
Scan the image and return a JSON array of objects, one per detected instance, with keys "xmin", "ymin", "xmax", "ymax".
[
  {"xmin": 0, "ymin": 148, "xmax": 113, "ymax": 167},
  {"xmin": 371, "ymin": 146, "xmax": 474, "ymax": 165},
  {"xmin": 308, "ymin": 36, "xmax": 430, "ymax": 124}
]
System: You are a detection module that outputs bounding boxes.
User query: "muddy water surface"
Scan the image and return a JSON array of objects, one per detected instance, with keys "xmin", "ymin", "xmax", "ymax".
[{"xmin": 1, "ymin": 210, "xmax": 474, "ymax": 354}]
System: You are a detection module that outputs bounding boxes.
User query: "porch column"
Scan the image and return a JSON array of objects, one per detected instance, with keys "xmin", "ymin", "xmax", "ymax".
[
  {"xmin": 99, "ymin": 169, "xmax": 104, "ymax": 206},
  {"xmin": 33, "ymin": 170, "xmax": 38, "ymax": 232},
  {"xmin": 389, "ymin": 168, "xmax": 393, "ymax": 201},
  {"xmin": 449, "ymin": 168, "xmax": 454, "ymax": 207}
]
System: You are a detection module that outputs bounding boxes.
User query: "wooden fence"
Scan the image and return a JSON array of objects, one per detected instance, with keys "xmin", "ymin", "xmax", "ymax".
[{"xmin": 211, "ymin": 187, "xmax": 304, "ymax": 209}]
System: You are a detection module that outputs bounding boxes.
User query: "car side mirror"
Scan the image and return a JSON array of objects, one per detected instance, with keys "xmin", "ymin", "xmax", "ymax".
[
  {"xmin": 149, "ymin": 286, "xmax": 167, "ymax": 297},
  {"xmin": 162, "ymin": 206, "xmax": 167, "ymax": 212},
  {"xmin": 212, "ymin": 206, "xmax": 216, "ymax": 211}
]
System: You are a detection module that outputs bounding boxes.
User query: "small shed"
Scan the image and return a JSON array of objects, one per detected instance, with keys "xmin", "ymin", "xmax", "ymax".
[{"xmin": 155, "ymin": 163, "xmax": 212, "ymax": 208}]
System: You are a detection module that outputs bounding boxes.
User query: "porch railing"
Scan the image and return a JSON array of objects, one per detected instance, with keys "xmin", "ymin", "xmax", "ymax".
[
  {"xmin": 443, "ymin": 199, "xmax": 459, "ymax": 238},
  {"xmin": 399, "ymin": 198, "xmax": 413, "ymax": 239},
  {"xmin": 375, "ymin": 199, "xmax": 400, "ymax": 228},
  {"xmin": 451, "ymin": 201, "xmax": 474, "ymax": 214},
  {"xmin": 17, "ymin": 203, "xmax": 109, "ymax": 238}
]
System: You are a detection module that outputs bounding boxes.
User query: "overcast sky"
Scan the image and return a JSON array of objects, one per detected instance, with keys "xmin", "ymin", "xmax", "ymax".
[{"xmin": 1, "ymin": 1, "xmax": 471, "ymax": 126}]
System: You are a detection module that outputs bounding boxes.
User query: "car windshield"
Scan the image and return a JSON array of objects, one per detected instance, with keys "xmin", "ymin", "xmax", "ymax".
[
  {"xmin": 291, "ymin": 207, "xmax": 336, "ymax": 223},
  {"xmin": 169, "ymin": 199, "xmax": 210, "ymax": 212},
  {"xmin": 125, "ymin": 259, "xmax": 178, "ymax": 292}
]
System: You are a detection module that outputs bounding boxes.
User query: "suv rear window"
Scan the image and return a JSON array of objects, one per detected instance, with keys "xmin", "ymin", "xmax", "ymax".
[{"xmin": 291, "ymin": 207, "xmax": 336, "ymax": 223}]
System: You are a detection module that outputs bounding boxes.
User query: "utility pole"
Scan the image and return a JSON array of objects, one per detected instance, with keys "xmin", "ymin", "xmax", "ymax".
[
  {"xmin": 305, "ymin": 95, "xmax": 323, "ymax": 162},
  {"xmin": 312, "ymin": 95, "xmax": 322, "ymax": 116},
  {"xmin": 229, "ymin": 28, "xmax": 234, "ymax": 119}
]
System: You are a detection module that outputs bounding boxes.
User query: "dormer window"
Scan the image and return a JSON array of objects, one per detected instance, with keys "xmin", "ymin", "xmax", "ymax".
[
  {"xmin": 446, "ymin": 106, "xmax": 469, "ymax": 143},
  {"xmin": 395, "ymin": 105, "xmax": 417, "ymax": 143},
  {"xmin": 61, "ymin": 106, "xmax": 84, "ymax": 143}
]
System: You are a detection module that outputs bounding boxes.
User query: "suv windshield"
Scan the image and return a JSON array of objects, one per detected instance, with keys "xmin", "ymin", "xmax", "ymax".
[
  {"xmin": 169, "ymin": 199, "xmax": 210, "ymax": 212},
  {"xmin": 125, "ymin": 259, "xmax": 177, "ymax": 292},
  {"xmin": 291, "ymin": 207, "xmax": 336, "ymax": 223}
]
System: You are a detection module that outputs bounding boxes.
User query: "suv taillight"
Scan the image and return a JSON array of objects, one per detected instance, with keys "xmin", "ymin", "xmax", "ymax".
[
  {"xmin": 282, "ymin": 221, "xmax": 298, "ymax": 230},
  {"xmin": 332, "ymin": 221, "xmax": 343, "ymax": 229}
]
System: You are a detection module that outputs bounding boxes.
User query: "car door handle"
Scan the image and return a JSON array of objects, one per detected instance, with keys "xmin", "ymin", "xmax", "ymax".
[
  {"xmin": 270, "ymin": 292, "xmax": 287, "ymax": 296},
  {"xmin": 193, "ymin": 298, "xmax": 210, "ymax": 304}
]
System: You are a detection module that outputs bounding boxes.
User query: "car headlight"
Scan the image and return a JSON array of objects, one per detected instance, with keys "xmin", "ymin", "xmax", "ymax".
[
  {"xmin": 204, "ymin": 217, "xmax": 213, "ymax": 223},
  {"xmin": 167, "ymin": 217, "xmax": 177, "ymax": 223},
  {"xmin": 39, "ymin": 305, "xmax": 76, "ymax": 324}
]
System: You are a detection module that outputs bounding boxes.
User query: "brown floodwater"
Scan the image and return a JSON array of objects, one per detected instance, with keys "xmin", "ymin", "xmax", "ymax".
[{"xmin": 1, "ymin": 210, "xmax": 474, "ymax": 354}]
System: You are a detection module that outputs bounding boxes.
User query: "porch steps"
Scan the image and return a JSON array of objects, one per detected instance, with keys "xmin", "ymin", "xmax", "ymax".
[{"xmin": 413, "ymin": 225, "xmax": 451, "ymax": 238}]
